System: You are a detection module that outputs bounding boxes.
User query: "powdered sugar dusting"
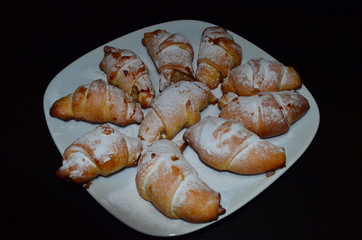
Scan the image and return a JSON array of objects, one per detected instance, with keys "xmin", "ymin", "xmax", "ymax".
[
  {"xmin": 227, "ymin": 58, "xmax": 288, "ymax": 95},
  {"xmin": 171, "ymin": 173, "xmax": 214, "ymax": 209},
  {"xmin": 185, "ymin": 116, "xmax": 281, "ymax": 174},
  {"xmin": 62, "ymin": 147, "xmax": 97, "ymax": 179},
  {"xmin": 198, "ymin": 43, "xmax": 233, "ymax": 70},
  {"xmin": 260, "ymin": 61, "xmax": 280, "ymax": 90},
  {"xmin": 74, "ymin": 125, "xmax": 123, "ymax": 163},
  {"xmin": 221, "ymin": 95, "xmax": 260, "ymax": 126},
  {"xmin": 274, "ymin": 91, "xmax": 306, "ymax": 110},
  {"xmin": 197, "ymin": 27, "xmax": 241, "ymax": 77},
  {"xmin": 259, "ymin": 94, "xmax": 287, "ymax": 128},
  {"xmin": 156, "ymin": 45, "xmax": 194, "ymax": 75},
  {"xmin": 251, "ymin": 58, "xmax": 281, "ymax": 91},
  {"xmin": 196, "ymin": 117, "xmax": 252, "ymax": 157},
  {"xmin": 220, "ymin": 91, "xmax": 309, "ymax": 138},
  {"xmin": 198, "ymin": 27, "xmax": 235, "ymax": 63},
  {"xmin": 232, "ymin": 63, "xmax": 255, "ymax": 91},
  {"xmin": 144, "ymin": 30, "xmax": 194, "ymax": 85},
  {"xmin": 151, "ymin": 81, "xmax": 212, "ymax": 133}
]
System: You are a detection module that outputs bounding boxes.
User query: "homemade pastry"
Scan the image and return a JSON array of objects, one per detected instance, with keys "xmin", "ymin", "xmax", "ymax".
[
  {"xmin": 196, "ymin": 26, "xmax": 242, "ymax": 89},
  {"xmin": 100, "ymin": 46, "xmax": 155, "ymax": 108},
  {"xmin": 219, "ymin": 91, "xmax": 309, "ymax": 138},
  {"xmin": 183, "ymin": 117, "xmax": 286, "ymax": 174},
  {"xmin": 50, "ymin": 79, "xmax": 144, "ymax": 126},
  {"xmin": 57, "ymin": 124, "xmax": 143, "ymax": 184},
  {"xmin": 222, "ymin": 58, "xmax": 302, "ymax": 96},
  {"xmin": 138, "ymin": 81, "xmax": 217, "ymax": 144},
  {"xmin": 142, "ymin": 29, "xmax": 195, "ymax": 91},
  {"xmin": 136, "ymin": 139, "xmax": 225, "ymax": 222}
]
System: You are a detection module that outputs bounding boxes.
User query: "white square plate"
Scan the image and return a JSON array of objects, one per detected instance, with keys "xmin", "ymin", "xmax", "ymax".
[{"xmin": 43, "ymin": 20, "xmax": 320, "ymax": 237}]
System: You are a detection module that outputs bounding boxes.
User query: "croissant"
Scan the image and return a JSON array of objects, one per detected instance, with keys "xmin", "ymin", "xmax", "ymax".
[
  {"xmin": 136, "ymin": 139, "xmax": 225, "ymax": 222},
  {"xmin": 142, "ymin": 29, "xmax": 195, "ymax": 91},
  {"xmin": 56, "ymin": 124, "xmax": 143, "ymax": 184},
  {"xmin": 138, "ymin": 81, "xmax": 217, "ymax": 144},
  {"xmin": 221, "ymin": 58, "xmax": 302, "ymax": 96},
  {"xmin": 49, "ymin": 79, "xmax": 144, "ymax": 126},
  {"xmin": 183, "ymin": 117, "xmax": 286, "ymax": 175},
  {"xmin": 196, "ymin": 26, "xmax": 242, "ymax": 89},
  {"xmin": 99, "ymin": 46, "xmax": 155, "ymax": 108},
  {"xmin": 219, "ymin": 91, "xmax": 310, "ymax": 138}
]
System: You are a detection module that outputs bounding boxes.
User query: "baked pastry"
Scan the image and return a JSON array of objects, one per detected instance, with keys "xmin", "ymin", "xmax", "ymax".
[
  {"xmin": 219, "ymin": 91, "xmax": 309, "ymax": 138},
  {"xmin": 57, "ymin": 124, "xmax": 143, "ymax": 184},
  {"xmin": 100, "ymin": 46, "xmax": 155, "ymax": 108},
  {"xmin": 142, "ymin": 29, "xmax": 195, "ymax": 91},
  {"xmin": 183, "ymin": 117, "xmax": 286, "ymax": 174},
  {"xmin": 138, "ymin": 81, "xmax": 217, "ymax": 144},
  {"xmin": 196, "ymin": 26, "xmax": 242, "ymax": 89},
  {"xmin": 50, "ymin": 79, "xmax": 144, "ymax": 126},
  {"xmin": 136, "ymin": 139, "xmax": 225, "ymax": 222},
  {"xmin": 221, "ymin": 58, "xmax": 302, "ymax": 96}
]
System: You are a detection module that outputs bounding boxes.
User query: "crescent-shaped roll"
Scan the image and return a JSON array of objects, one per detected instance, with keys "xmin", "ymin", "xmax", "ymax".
[
  {"xmin": 183, "ymin": 117, "xmax": 286, "ymax": 175},
  {"xmin": 100, "ymin": 46, "xmax": 155, "ymax": 108},
  {"xmin": 142, "ymin": 29, "xmax": 195, "ymax": 91},
  {"xmin": 49, "ymin": 79, "xmax": 144, "ymax": 126},
  {"xmin": 136, "ymin": 139, "xmax": 225, "ymax": 222},
  {"xmin": 56, "ymin": 124, "xmax": 143, "ymax": 184},
  {"xmin": 221, "ymin": 58, "xmax": 302, "ymax": 96},
  {"xmin": 138, "ymin": 81, "xmax": 217, "ymax": 144},
  {"xmin": 196, "ymin": 26, "xmax": 242, "ymax": 89},
  {"xmin": 219, "ymin": 91, "xmax": 310, "ymax": 138}
]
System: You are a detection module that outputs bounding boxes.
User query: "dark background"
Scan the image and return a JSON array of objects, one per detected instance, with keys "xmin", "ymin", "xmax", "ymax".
[{"xmin": 3, "ymin": 1, "xmax": 361, "ymax": 239}]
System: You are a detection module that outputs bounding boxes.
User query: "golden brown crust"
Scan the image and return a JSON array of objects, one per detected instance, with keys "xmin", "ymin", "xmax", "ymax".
[
  {"xmin": 49, "ymin": 79, "xmax": 144, "ymax": 126},
  {"xmin": 100, "ymin": 46, "xmax": 155, "ymax": 108},
  {"xmin": 221, "ymin": 58, "xmax": 302, "ymax": 96},
  {"xmin": 135, "ymin": 140, "xmax": 224, "ymax": 222},
  {"xmin": 183, "ymin": 117, "xmax": 286, "ymax": 175},
  {"xmin": 56, "ymin": 124, "xmax": 142, "ymax": 184},
  {"xmin": 196, "ymin": 26, "xmax": 242, "ymax": 89},
  {"xmin": 219, "ymin": 91, "xmax": 309, "ymax": 138},
  {"xmin": 142, "ymin": 29, "xmax": 195, "ymax": 91},
  {"xmin": 49, "ymin": 94, "xmax": 73, "ymax": 120},
  {"xmin": 138, "ymin": 81, "xmax": 217, "ymax": 144}
]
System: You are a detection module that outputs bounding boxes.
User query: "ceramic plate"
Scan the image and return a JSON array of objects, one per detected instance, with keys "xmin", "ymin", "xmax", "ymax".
[{"xmin": 43, "ymin": 20, "xmax": 320, "ymax": 237}]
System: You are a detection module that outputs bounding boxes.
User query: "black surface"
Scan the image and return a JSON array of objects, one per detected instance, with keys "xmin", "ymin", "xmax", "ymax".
[{"xmin": 3, "ymin": 1, "xmax": 361, "ymax": 239}]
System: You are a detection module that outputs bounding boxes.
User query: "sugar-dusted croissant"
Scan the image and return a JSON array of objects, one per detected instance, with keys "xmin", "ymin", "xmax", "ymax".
[
  {"xmin": 57, "ymin": 124, "xmax": 143, "ymax": 184},
  {"xmin": 196, "ymin": 26, "xmax": 242, "ymax": 89},
  {"xmin": 49, "ymin": 79, "xmax": 144, "ymax": 126},
  {"xmin": 138, "ymin": 81, "xmax": 217, "ymax": 144},
  {"xmin": 221, "ymin": 58, "xmax": 302, "ymax": 96},
  {"xmin": 219, "ymin": 91, "xmax": 310, "ymax": 138},
  {"xmin": 142, "ymin": 29, "xmax": 195, "ymax": 91},
  {"xmin": 99, "ymin": 46, "xmax": 155, "ymax": 108},
  {"xmin": 136, "ymin": 139, "xmax": 225, "ymax": 222},
  {"xmin": 183, "ymin": 117, "xmax": 285, "ymax": 175}
]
